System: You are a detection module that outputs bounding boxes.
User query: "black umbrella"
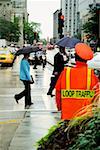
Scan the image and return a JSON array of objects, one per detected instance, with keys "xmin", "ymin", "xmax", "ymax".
[
  {"xmin": 55, "ymin": 36, "xmax": 82, "ymax": 48},
  {"xmin": 15, "ymin": 46, "xmax": 39, "ymax": 56}
]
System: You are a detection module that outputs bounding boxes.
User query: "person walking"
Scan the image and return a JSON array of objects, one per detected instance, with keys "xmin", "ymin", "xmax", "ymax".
[
  {"xmin": 47, "ymin": 46, "xmax": 69, "ymax": 97},
  {"xmin": 55, "ymin": 43, "xmax": 99, "ymax": 120},
  {"xmin": 33, "ymin": 52, "xmax": 38, "ymax": 69},
  {"xmin": 14, "ymin": 53, "xmax": 34, "ymax": 109}
]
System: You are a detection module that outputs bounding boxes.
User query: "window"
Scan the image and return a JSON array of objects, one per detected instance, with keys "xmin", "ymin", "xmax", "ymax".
[
  {"xmin": 12, "ymin": 0, "xmax": 25, "ymax": 8},
  {"xmin": 7, "ymin": 3, "xmax": 10, "ymax": 6}
]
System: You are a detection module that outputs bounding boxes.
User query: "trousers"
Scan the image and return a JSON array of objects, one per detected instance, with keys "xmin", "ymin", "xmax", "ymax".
[
  {"xmin": 47, "ymin": 75, "xmax": 59, "ymax": 94},
  {"xmin": 16, "ymin": 80, "xmax": 32, "ymax": 107}
]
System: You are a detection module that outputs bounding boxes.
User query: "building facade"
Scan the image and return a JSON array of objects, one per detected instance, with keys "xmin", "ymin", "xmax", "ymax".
[
  {"xmin": 0, "ymin": 0, "xmax": 12, "ymax": 21},
  {"xmin": 0, "ymin": 0, "xmax": 27, "ymax": 46},
  {"xmin": 61, "ymin": 0, "xmax": 79, "ymax": 37},
  {"xmin": 79, "ymin": 0, "xmax": 100, "ymax": 40},
  {"xmin": 79, "ymin": 0, "xmax": 100, "ymax": 17},
  {"xmin": 11, "ymin": 0, "xmax": 28, "ymax": 46},
  {"xmin": 53, "ymin": 10, "xmax": 60, "ymax": 43}
]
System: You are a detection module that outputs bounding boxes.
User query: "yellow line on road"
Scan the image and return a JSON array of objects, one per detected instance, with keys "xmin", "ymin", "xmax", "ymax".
[{"xmin": 0, "ymin": 119, "xmax": 22, "ymax": 125}]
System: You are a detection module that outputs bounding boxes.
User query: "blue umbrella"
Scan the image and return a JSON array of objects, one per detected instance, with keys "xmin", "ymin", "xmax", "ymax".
[{"xmin": 56, "ymin": 36, "xmax": 82, "ymax": 48}]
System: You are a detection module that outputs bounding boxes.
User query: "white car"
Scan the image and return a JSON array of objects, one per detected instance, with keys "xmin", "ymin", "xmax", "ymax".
[
  {"xmin": 67, "ymin": 52, "xmax": 100, "ymax": 78},
  {"xmin": 87, "ymin": 52, "xmax": 100, "ymax": 78},
  {"xmin": 87, "ymin": 52, "xmax": 100, "ymax": 70}
]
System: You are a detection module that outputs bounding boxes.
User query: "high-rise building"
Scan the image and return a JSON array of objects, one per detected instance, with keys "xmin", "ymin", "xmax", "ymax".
[
  {"xmin": 11, "ymin": 0, "xmax": 27, "ymax": 21},
  {"xmin": 0, "ymin": 0, "xmax": 27, "ymax": 46},
  {"xmin": 79, "ymin": 0, "xmax": 99, "ymax": 18},
  {"xmin": 61, "ymin": 0, "xmax": 79, "ymax": 37},
  {"xmin": 11, "ymin": 0, "xmax": 28, "ymax": 46},
  {"xmin": 79, "ymin": 0, "xmax": 100, "ymax": 39},
  {"xmin": 53, "ymin": 10, "xmax": 60, "ymax": 43},
  {"xmin": 0, "ymin": 0, "xmax": 12, "ymax": 21}
]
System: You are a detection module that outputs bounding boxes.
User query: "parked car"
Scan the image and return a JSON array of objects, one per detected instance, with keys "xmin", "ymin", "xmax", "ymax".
[
  {"xmin": 87, "ymin": 52, "xmax": 100, "ymax": 78},
  {"xmin": 67, "ymin": 52, "xmax": 100, "ymax": 78},
  {"xmin": 0, "ymin": 49, "xmax": 14, "ymax": 66}
]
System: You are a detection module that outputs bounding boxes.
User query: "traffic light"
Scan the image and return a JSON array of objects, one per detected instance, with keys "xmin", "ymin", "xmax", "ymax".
[{"xmin": 58, "ymin": 12, "xmax": 64, "ymax": 38}]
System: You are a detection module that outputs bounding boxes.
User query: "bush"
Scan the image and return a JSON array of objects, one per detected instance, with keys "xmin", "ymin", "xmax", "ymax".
[{"xmin": 36, "ymin": 107, "xmax": 100, "ymax": 150}]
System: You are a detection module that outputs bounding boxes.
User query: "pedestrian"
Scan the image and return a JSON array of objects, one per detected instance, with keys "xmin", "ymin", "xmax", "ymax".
[
  {"xmin": 42, "ymin": 53, "xmax": 47, "ymax": 69},
  {"xmin": 14, "ymin": 53, "xmax": 34, "ymax": 109},
  {"xmin": 33, "ymin": 52, "xmax": 38, "ymax": 69},
  {"xmin": 47, "ymin": 46, "xmax": 69, "ymax": 97},
  {"xmin": 55, "ymin": 43, "xmax": 99, "ymax": 120}
]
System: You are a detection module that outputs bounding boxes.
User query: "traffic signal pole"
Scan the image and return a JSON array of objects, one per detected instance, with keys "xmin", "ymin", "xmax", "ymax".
[{"xmin": 58, "ymin": 12, "xmax": 64, "ymax": 39}]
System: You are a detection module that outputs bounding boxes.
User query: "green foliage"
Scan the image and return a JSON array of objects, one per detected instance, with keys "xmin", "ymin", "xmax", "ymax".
[
  {"xmin": 0, "ymin": 17, "xmax": 20, "ymax": 42},
  {"xmin": 82, "ymin": 5, "xmax": 99, "ymax": 39},
  {"xmin": 74, "ymin": 33, "xmax": 81, "ymax": 40},
  {"xmin": 23, "ymin": 21, "xmax": 41, "ymax": 44},
  {"xmin": 36, "ymin": 120, "xmax": 69, "ymax": 149},
  {"xmin": 68, "ymin": 109, "xmax": 100, "ymax": 150},
  {"xmin": 41, "ymin": 39, "xmax": 47, "ymax": 45},
  {"xmin": 36, "ymin": 108, "xmax": 100, "ymax": 150}
]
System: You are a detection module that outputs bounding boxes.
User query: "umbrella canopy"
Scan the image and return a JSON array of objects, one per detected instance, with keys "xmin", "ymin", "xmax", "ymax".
[
  {"xmin": 15, "ymin": 46, "xmax": 39, "ymax": 56},
  {"xmin": 55, "ymin": 36, "xmax": 81, "ymax": 48}
]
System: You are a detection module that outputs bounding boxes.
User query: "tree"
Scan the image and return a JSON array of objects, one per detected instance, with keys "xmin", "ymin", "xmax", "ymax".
[
  {"xmin": 0, "ymin": 17, "xmax": 20, "ymax": 42},
  {"xmin": 23, "ymin": 21, "xmax": 41, "ymax": 44},
  {"xmin": 82, "ymin": 5, "xmax": 99, "ymax": 40},
  {"xmin": 9, "ymin": 17, "xmax": 21, "ymax": 42}
]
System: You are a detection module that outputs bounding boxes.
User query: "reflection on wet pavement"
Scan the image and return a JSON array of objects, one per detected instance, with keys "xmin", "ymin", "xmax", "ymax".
[{"xmin": 0, "ymin": 56, "xmax": 59, "ymax": 150}]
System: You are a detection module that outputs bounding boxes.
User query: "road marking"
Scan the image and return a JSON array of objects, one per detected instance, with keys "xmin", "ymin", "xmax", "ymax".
[
  {"xmin": 0, "ymin": 119, "xmax": 22, "ymax": 125},
  {"xmin": 0, "ymin": 95, "xmax": 14, "ymax": 97},
  {"xmin": 0, "ymin": 109, "xmax": 58, "ymax": 113},
  {"xmin": 0, "ymin": 93, "xmax": 48, "ymax": 97}
]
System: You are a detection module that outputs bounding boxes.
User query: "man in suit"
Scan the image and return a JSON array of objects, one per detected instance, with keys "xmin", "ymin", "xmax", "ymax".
[{"xmin": 47, "ymin": 46, "xmax": 69, "ymax": 97}]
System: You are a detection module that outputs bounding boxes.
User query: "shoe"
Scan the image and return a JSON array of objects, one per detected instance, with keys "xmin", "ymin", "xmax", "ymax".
[
  {"xmin": 25, "ymin": 105, "xmax": 30, "ymax": 109},
  {"xmin": 47, "ymin": 92, "xmax": 55, "ymax": 97},
  {"xmin": 14, "ymin": 95, "xmax": 19, "ymax": 104},
  {"xmin": 51, "ymin": 94, "xmax": 55, "ymax": 97},
  {"xmin": 29, "ymin": 102, "xmax": 34, "ymax": 106},
  {"xmin": 47, "ymin": 92, "xmax": 52, "ymax": 95}
]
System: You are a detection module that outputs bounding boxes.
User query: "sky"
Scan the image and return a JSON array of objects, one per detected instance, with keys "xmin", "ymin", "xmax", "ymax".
[{"xmin": 27, "ymin": 0, "xmax": 60, "ymax": 39}]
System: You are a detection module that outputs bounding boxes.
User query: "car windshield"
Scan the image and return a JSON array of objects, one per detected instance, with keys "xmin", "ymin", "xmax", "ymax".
[{"xmin": 0, "ymin": 50, "xmax": 10, "ymax": 55}]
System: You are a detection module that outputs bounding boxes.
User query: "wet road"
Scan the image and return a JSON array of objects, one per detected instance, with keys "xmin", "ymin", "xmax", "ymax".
[{"xmin": 0, "ymin": 54, "xmax": 59, "ymax": 150}]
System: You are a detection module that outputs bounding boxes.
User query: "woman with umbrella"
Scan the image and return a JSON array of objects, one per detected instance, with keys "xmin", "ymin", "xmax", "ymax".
[{"xmin": 14, "ymin": 47, "xmax": 37, "ymax": 109}]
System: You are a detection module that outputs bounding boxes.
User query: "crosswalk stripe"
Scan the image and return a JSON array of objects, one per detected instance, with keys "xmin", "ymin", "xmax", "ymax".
[{"xmin": 0, "ymin": 109, "xmax": 58, "ymax": 113}]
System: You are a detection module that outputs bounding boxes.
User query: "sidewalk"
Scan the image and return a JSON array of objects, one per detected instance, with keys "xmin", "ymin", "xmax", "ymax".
[
  {"xmin": 9, "ymin": 111, "xmax": 60, "ymax": 150},
  {"xmin": 8, "ymin": 52, "xmax": 60, "ymax": 150}
]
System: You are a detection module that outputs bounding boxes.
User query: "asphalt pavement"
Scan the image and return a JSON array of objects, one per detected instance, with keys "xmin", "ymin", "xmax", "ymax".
[{"xmin": 0, "ymin": 49, "xmax": 60, "ymax": 150}]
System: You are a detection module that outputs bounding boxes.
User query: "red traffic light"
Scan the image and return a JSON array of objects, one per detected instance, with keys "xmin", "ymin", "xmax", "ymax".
[{"xmin": 60, "ymin": 15, "xmax": 64, "ymax": 20}]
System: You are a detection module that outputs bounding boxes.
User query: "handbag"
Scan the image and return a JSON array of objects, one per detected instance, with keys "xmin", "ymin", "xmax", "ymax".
[{"xmin": 30, "ymin": 75, "xmax": 34, "ymax": 84}]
